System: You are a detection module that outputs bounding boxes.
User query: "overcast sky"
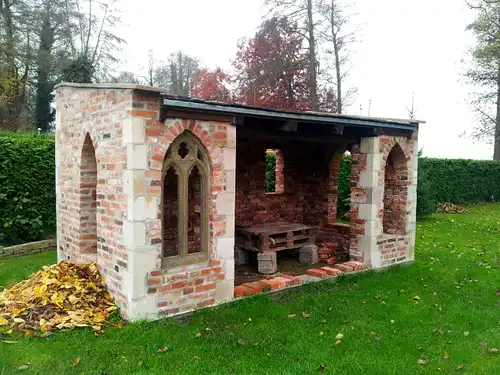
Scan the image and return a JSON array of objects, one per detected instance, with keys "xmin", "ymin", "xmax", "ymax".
[{"xmin": 117, "ymin": 0, "xmax": 493, "ymax": 160}]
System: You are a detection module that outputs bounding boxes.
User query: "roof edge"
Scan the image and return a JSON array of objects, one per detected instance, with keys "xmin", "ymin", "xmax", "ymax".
[{"xmin": 54, "ymin": 82, "xmax": 166, "ymax": 94}]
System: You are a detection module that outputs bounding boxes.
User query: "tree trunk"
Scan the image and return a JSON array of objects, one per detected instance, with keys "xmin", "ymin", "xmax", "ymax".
[
  {"xmin": 307, "ymin": 0, "xmax": 318, "ymax": 111},
  {"xmin": 331, "ymin": 15, "xmax": 342, "ymax": 114},
  {"xmin": 494, "ymin": 65, "xmax": 500, "ymax": 160}
]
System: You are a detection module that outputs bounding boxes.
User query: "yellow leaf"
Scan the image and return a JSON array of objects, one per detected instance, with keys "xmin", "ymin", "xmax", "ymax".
[
  {"xmin": 288, "ymin": 314, "xmax": 296, "ymax": 319},
  {"xmin": 335, "ymin": 333, "xmax": 344, "ymax": 340},
  {"xmin": 195, "ymin": 332, "xmax": 202, "ymax": 337},
  {"xmin": 13, "ymin": 318, "xmax": 25, "ymax": 323},
  {"xmin": 413, "ymin": 296, "xmax": 420, "ymax": 300},
  {"xmin": 0, "ymin": 317, "xmax": 8, "ymax": 326},
  {"xmin": 72, "ymin": 358, "xmax": 80, "ymax": 368},
  {"xmin": 463, "ymin": 331, "xmax": 469, "ymax": 337},
  {"xmin": 157, "ymin": 347, "xmax": 169, "ymax": 353},
  {"xmin": 301, "ymin": 312, "xmax": 310, "ymax": 318},
  {"xmin": 335, "ymin": 340, "xmax": 342, "ymax": 346}
]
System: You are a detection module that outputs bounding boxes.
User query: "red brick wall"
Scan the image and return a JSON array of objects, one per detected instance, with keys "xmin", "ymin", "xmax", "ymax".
[
  {"xmin": 377, "ymin": 235, "xmax": 409, "ymax": 266},
  {"xmin": 56, "ymin": 86, "xmax": 130, "ymax": 310}
]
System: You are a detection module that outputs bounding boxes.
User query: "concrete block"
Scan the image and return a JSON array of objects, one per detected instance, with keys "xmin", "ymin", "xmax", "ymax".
[
  {"xmin": 127, "ymin": 247, "xmax": 158, "ymax": 273},
  {"xmin": 257, "ymin": 252, "xmax": 277, "ymax": 274},
  {"xmin": 217, "ymin": 237, "xmax": 235, "ymax": 259},
  {"xmin": 127, "ymin": 144, "xmax": 148, "ymax": 170},
  {"xmin": 122, "ymin": 117, "xmax": 145, "ymax": 144},
  {"xmin": 234, "ymin": 246, "xmax": 249, "ymax": 266},
  {"xmin": 360, "ymin": 137, "xmax": 380, "ymax": 154},
  {"xmin": 359, "ymin": 169, "xmax": 378, "ymax": 188},
  {"xmin": 215, "ymin": 280, "xmax": 234, "ymax": 302},
  {"xmin": 299, "ymin": 245, "xmax": 318, "ymax": 264},
  {"xmin": 365, "ymin": 187, "xmax": 384, "ymax": 205}
]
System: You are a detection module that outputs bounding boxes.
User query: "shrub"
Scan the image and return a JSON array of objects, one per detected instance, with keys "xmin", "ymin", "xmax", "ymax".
[
  {"xmin": 265, "ymin": 151, "xmax": 276, "ymax": 193},
  {"xmin": 337, "ymin": 155, "xmax": 352, "ymax": 219},
  {"xmin": 419, "ymin": 158, "xmax": 500, "ymax": 204},
  {"xmin": 0, "ymin": 133, "xmax": 56, "ymax": 245},
  {"xmin": 416, "ymin": 162, "xmax": 437, "ymax": 218}
]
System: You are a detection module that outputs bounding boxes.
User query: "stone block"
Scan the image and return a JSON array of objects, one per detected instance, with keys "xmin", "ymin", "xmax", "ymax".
[
  {"xmin": 122, "ymin": 117, "xmax": 145, "ymax": 144},
  {"xmin": 234, "ymin": 246, "xmax": 249, "ymax": 266},
  {"xmin": 215, "ymin": 280, "xmax": 234, "ymax": 302},
  {"xmin": 223, "ymin": 259, "xmax": 235, "ymax": 280},
  {"xmin": 225, "ymin": 214, "xmax": 235, "ymax": 237},
  {"xmin": 122, "ymin": 269, "xmax": 148, "ymax": 299},
  {"xmin": 127, "ymin": 144, "xmax": 148, "ymax": 170},
  {"xmin": 216, "ymin": 192, "xmax": 235, "ymax": 216},
  {"xmin": 226, "ymin": 125, "xmax": 236, "ymax": 147},
  {"xmin": 223, "ymin": 147, "xmax": 236, "ymax": 171},
  {"xmin": 299, "ymin": 245, "xmax": 318, "ymax": 264},
  {"xmin": 360, "ymin": 137, "xmax": 380, "ymax": 154},
  {"xmin": 226, "ymin": 170, "xmax": 236, "ymax": 193},
  {"xmin": 217, "ymin": 237, "xmax": 235, "ymax": 259},
  {"xmin": 123, "ymin": 220, "xmax": 146, "ymax": 249},
  {"xmin": 257, "ymin": 252, "xmax": 277, "ymax": 274},
  {"xmin": 358, "ymin": 204, "xmax": 378, "ymax": 220},
  {"xmin": 128, "ymin": 294, "xmax": 159, "ymax": 320}
]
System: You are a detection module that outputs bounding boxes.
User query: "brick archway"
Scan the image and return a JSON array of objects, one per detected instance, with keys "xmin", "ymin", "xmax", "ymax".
[
  {"xmin": 79, "ymin": 133, "xmax": 98, "ymax": 255},
  {"xmin": 381, "ymin": 143, "xmax": 410, "ymax": 235}
]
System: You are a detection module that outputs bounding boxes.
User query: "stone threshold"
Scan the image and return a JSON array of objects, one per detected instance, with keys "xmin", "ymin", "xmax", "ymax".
[{"xmin": 234, "ymin": 261, "xmax": 366, "ymax": 298}]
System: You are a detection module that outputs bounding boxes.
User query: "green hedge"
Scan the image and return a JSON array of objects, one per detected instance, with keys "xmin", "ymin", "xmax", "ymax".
[
  {"xmin": 419, "ymin": 158, "xmax": 500, "ymax": 204},
  {"xmin": 0, "ymin": 134, "xmax": 56, "ymax": 245}
]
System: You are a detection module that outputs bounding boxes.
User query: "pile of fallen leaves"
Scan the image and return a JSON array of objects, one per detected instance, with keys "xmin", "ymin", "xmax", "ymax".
[
  {"xmin": 436, "ymin": 202, "xmax": 468, "ymax": 214},
  {"xmin": 0, "ymin": 262, "xmax": 117, "ymax": 334}
]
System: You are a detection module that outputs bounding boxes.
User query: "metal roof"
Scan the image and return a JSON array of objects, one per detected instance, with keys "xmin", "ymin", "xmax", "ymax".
[{"xmin": 162, "ymin": 95, "xmax": 422, "ymax": 132}]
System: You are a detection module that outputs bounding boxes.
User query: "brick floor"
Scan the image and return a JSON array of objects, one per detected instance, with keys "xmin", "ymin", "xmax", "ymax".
[{"xmin": 234, "ymin": 261, "xmax": 366, "ymax": 298}]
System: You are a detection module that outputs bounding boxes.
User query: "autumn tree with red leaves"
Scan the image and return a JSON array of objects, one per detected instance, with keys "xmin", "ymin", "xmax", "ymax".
[
  {"xmin": 233, "ymin": 17, "xmax": 311, "ymax": 111},
  {"xmin": 190, "ymin": 68, "xmax": 232, "ymax": 102}
]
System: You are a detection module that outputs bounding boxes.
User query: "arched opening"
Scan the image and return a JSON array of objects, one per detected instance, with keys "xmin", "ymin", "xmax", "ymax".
[
  {"xmin": 265, "ymin": 149, "xmax": 284, "ymax": 193},
  {"xmin": 327, "ymin": 150, "xmax": 351, "ymax": 224},
  {"xmin": 162, "ymin": 131, "xmax": 210, "ymax": 267},
  {"xmin": 383, "ymin": 144, "xmax": 409, "ymax": 235},
  {"xmin": 80, "ymin": 133, "xmax": 97, "ymax": 254}
]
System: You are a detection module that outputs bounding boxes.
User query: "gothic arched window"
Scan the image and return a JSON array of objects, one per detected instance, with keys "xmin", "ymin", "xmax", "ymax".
[{"xmin": 162, "ymin": 131, "xmax": 210, "ymax": 268}]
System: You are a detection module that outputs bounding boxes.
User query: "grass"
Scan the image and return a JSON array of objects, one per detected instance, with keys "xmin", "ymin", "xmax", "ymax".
[{"xmin": 1, "ymin": 205, "xmax": 499, "ymax": 374}]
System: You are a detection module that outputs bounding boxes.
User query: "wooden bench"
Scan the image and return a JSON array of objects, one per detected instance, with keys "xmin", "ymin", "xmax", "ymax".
[{"xmin": 236, "ymin": 222, "xmax": 317, "ymax": 273}]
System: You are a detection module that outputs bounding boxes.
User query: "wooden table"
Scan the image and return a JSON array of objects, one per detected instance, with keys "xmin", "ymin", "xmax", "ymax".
[{"xmin": 235, "ymin": 222, "xmax": 316, "ymax": 253}]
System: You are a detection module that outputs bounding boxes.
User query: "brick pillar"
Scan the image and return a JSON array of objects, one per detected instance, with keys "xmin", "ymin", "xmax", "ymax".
[
  {"xmin": 122, "ymin": 117, "xmax": 159, "ymax": 320},
  {"xmin": 406, "ymin": 132, "xmax": 418, "ymax": 261},
  {"xmin": 215, "ymin": 125, "xmax": 236, "ymax": 302},
  {"xmin": 349, "ymin": 137, "xmax": 383, "ymax": 267}
]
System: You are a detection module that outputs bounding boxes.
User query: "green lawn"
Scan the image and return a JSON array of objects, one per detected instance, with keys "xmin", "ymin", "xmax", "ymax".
[{"xmin": 1, "ymin": 205, "xmax": 499, "ymax": 374}]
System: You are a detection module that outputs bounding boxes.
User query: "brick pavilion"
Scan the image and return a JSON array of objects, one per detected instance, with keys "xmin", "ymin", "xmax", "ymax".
[{"xmin": 55, "ymin": 83, "xmax": 420, "ymax": 320}]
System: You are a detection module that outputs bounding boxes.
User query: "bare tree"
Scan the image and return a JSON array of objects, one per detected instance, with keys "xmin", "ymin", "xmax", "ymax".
[
  {"xmin": 318, "ymin": 0, "xmax": 359, "ymax": 114},
  {"xmin": 465, "ymin": 0, "xmax": 500, "ymax": 159},
  {"xmin": 265, "ymin": 0, "xmax": 320, "ymax": 110},
  {"xmin": 154, "ymin": 51, "xmax": 199, "ymax": 95}
]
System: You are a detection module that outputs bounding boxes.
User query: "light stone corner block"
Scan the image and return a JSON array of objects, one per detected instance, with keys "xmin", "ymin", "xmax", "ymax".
[
  {"xmin": 223, "ymin": 259, "xmax": 235, "ymax": 280},
  {"xmin": 216, "ymin": 237, "xmax": 235, "ymax": 259},
  {"xmin": 223, "ymin": 147, "xmax": 236, "ymax": 171},
  {"xmin": 121, "ymin": 269, "xmax": 148, "ymax": 299},
  {"xmin": 122, "ymin": 117, "xmax": 146, "ymax": 144},
  {"xmin": 128, "ymin": 294, "xmax": 159, "ymax": 321},
  {"xmin": 360, "ymin": 137, "xmax": 380, "ymax": 154},
  {"xmin": 123, "ymin": 220, "xmax": 146, "ymax": 249},
  {"xmin": 126, "ymin": 144, "xmax": 148, "ymax": 170},
  {"xmin": 226, "ymin": 125, "xmax": 237, "ymax": 148},
  {"xmin": 216, "ymin": 192, "xmax": 236, "ymax": 216},
  {"xmin": 215, "ymin": 280, "xmax": 235, "ymax": 302},
  {"xmin": 358, "ymin": 203, "xmax": 378, "ymax": 221}
]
